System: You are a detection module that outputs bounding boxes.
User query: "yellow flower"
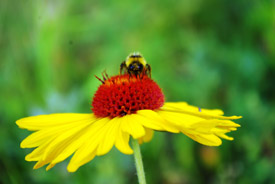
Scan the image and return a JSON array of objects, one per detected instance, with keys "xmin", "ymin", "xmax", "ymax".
[{"xmin": 16, "ymin": 74, "xmax": 241, "ymax": 172}]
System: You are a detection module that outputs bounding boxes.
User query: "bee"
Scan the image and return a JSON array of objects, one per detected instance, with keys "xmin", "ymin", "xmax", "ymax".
[{"xmin": 119, "ymin": 52, "xmax": 151, "ymax": 78}]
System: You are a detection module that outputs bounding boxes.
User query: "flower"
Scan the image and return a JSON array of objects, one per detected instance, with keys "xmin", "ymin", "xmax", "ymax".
[{"xmin": 16, "ymin": 74, "xmax": 241, "ymax": 172}]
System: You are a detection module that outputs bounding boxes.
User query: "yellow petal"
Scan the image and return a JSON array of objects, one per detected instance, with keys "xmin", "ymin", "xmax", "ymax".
[
  {"xmin": 19, "ymin": 113, "xmax": 100, "ymax": 171},
  {"xmin": 157, "ymin": 110, "xmax": 204, "ymax": 128},
  {"xmin": 121, "ymin": 114, "xmax": 146, "ymax": 139},
  {"xmin": 138, "ymin": 128, "xmax": 154, "ymax": 144},
  {"xmin": 184, "ymin": 131, "xmax": 222, "ymax": 146},
  {"xmin": 137, "ymin": 110, "xmax": 179, "ymax": 133},
  {"xmin": 130, "ymin": 113, "xmax": 163, "ymax": 131},
  {"xmin": 159, "ymin": 102, "xmax": 241, "ymax": 146},
  {"xmin": 41, "ymin": 120, "xmax": 93, "ymax": 162},
  {"xmin": 46, "ymin": 163, "xmax": 56, "ymax": 171},
  {"xmin": 16, "ymin": 113, "xmax": 94, "ymax": 131},
  {"xmin": 67, "ymin": 117, "xmax": 111, "ymax": 172},
  {"xmin": 115, "ymin": 121, "xmax": 133, "ymax": 154},
  {"xmin": 188, "ymin": 120, "xmax": 240, "ymax": 134},
  {"xmin": 215, "ymin": 132, "xmax": 234, "ymax": 140},
  {"xmin": 25, "ymin": 139, "xmax": 53, "ymax": 161},
  {"xmin": 97, "ymin": 117, "xmax": 121, "ymax": 155},
  {"xmin": 21, "ymin": 128, "xmax": 59, "ymax": 148},
  {"xmin": 164, "ymin": 102, "xmax": 224, "ymax": 116},
  {"xmin": 51, "ymin": 117, "xmax": 106, "ymax": 165},
  {"xmin": 162, "ymin": 103, "xmax": 242, "ymax": 120},
  {"xmin": 21, "ymin": 117, "xmax": 93, "ymax": 148},
  {"xmin": 34, "ymin": 160, "xmax": 48, "ymax": 169},
  {"xmin": 67, "ymin": 151, "xmax": 97, "ymax": 172}
]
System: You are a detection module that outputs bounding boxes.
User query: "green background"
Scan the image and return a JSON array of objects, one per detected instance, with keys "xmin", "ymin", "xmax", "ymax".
[{"xmin": 1, "ymin": 0, "xmax": 274, "ymax": 183}]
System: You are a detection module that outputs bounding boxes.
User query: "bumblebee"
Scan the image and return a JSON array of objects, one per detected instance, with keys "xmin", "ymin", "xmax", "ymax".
[{"xmin": 120, "ymin": 52, "xmax": 151, "ymax": 78}]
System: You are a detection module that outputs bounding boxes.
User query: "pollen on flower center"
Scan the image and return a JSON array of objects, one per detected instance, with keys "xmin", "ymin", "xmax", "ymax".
[{"xmin": 92, "ymin": 74, "xmax": 165, "ymax": 118}]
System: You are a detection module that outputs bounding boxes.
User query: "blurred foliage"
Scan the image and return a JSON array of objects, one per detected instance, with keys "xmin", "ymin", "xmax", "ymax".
[{"xmin": 1, "ymin": 0, "xmax": 275, "ymax": 183}]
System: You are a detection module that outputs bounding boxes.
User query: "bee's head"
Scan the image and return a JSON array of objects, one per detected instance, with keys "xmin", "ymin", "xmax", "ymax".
[
  {"xmin": 125, "ymin": 52, "xmax": 147, "ymax": 72},
  {"xmin": 128, "ymin": 61, "xmax": 144, "ymax": 72}
]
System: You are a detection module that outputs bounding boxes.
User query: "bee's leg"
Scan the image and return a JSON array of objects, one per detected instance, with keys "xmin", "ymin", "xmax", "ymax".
[
  {"xmin": 120, "ymin": 61, "xmax": 127, "ymax": 75},
  {"xmin": 128, "ymin": 71, "xmax": 132, "ymax": 79},
  {"xmin": 146, "ymin": 64, "xmax": 152, "ymax": 78},
  {"xmin": 140, "ymin": 70, "xmax": 145, "ymax": 79}
]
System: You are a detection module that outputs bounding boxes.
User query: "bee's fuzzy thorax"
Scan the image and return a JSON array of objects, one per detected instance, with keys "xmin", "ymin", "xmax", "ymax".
[{"xmin": 125, "ymin": 52, "xmax": 147, "ymax": 66}]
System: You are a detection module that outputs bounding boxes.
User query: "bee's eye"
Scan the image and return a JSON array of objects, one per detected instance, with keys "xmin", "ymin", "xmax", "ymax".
[
  {"xmin": 138, "ymin": 64, "xmax": 143, "ymax": 69},
  {"xmin": 129, "ymin": 65, "xmax": 135, "ymax": 70}
]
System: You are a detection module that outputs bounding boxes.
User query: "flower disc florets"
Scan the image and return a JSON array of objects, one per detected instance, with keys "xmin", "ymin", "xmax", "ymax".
[{"xmin": 92, "ymin": 74, "xmax": 164, "ymax": 118}]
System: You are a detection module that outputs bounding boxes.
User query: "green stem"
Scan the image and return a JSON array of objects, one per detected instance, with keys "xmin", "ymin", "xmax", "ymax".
[{"xmin": 131, "ymin": 138, "xmax": 146, "ymax": 184}]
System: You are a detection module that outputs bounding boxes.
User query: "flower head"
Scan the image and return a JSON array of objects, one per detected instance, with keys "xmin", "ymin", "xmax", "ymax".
[
  {"xmin": 92, "ymin": 74, "xmax": 164, "ymax": 118},
  {"xmin": 16, "ymin": 73, "xmax": 241, "ymax": 172}
]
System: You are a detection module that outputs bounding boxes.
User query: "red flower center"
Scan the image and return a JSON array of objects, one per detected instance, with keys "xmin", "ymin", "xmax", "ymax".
[{"xmin": 92, "ymin": 74, "xmax": 165, "ymax": 118}]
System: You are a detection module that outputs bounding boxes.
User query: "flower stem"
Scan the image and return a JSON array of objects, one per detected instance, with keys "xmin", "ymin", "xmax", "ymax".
[{"xmin": 131, "ymin": 138, "xmax": 146, "ymax": 184}]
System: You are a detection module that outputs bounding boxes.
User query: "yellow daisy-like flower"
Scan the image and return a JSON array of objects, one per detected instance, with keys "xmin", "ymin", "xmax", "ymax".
[{"xmin": 16, "ymin": 73, "xmax": 241, "ymax": 173}]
